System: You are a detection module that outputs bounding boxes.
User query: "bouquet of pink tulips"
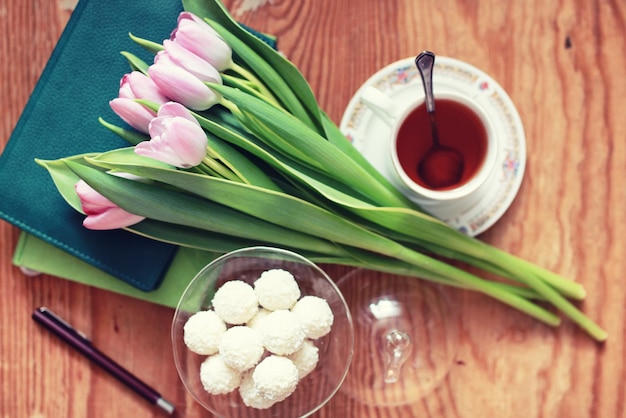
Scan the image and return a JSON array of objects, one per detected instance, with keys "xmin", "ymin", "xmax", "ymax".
[{"xmin": 38, "ymin": 0, "xmax": 607, "ymax": 341}]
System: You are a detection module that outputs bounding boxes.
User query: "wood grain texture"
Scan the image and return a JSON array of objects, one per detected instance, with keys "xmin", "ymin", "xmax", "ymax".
[{"xmin": 1, "ymin": 0, "xmax": 625, "ymax": 416}]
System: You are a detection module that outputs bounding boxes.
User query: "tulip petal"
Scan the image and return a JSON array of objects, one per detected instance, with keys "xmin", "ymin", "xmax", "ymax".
[
  {"xmin": 162, "ymin": 39, "xmax": 222, "ymax": 83},
  {"xmin": 75, "ymin": 180, "xmax": 145, "ymax": 230},
  {"xmin": 157, "ymin": 101, "xmax": 199, "ymax": 123},
  {"xmin": 122, "ymin": 71, "xmax": 169, "ymax": 104},
  {"xmin": 136, "ymin": 105, "xmax": 208, "ymax": 168},
  {"xmin": 148, "ymin": 62, "xmax": 220, "ymax": 111},
  {"xmin": 111, "ymin": 71, "xmax": 168, "ymax": 133},
  {"xmin": 82, "ymin": 208, "xmax": 146, "ymax": 230},
  {"xmin": 177, "ymin": 11, "xmax": 214, "ymax": 29},
  {"xmin": 171, "ymin": 13, "xmax": 233, "ymax": 71},
  {"xmin": 110, "ymin": 98, "xmax": 155, "ymax": 134},
  {"xmin": 135, "ymin": 141, "xmax": 184, "ymax": 167}
]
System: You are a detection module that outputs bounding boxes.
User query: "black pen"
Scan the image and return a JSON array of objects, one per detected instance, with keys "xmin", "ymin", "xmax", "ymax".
[{"xmin": 32, "ymin": 307, "xmax": 175, "ymax": 415}]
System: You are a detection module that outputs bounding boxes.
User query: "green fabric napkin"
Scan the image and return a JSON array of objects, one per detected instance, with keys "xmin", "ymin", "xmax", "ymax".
[{"xmin": 0, "ymin": 0, "xmax": 186, "ymax": 291}]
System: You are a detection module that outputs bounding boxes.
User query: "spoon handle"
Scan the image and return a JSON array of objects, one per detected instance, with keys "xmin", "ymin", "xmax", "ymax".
[{"xmin": 415, "ymin": 51, "xmax": 436, "ymax": 113}]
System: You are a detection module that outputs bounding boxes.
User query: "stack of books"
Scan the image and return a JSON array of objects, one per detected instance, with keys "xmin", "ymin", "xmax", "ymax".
[{"xmin": 0, "ymin": 0, "xmax": 219, "ymax": 307}]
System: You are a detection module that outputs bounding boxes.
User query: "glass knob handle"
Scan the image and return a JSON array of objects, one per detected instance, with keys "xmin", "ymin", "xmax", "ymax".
[{"xmin": 382, "ymin": 329, "xmax": 412, "ymax": 384}]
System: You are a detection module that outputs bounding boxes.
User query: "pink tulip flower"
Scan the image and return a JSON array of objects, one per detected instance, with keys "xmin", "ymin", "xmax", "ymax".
[
  {"xmin": 75, "ymin": 180, "xmax": 145, "ymax": 230},
  {"xmin": 119, "ymin": 71, "xmax": 169, "ymax": 103},
  {"xmin": 135, "ymin": 102, "xmax": 208, "ymax": 168},
  {"xmin": 109, "ymin": 71, "xmax": 168, "ymax": 134},
  {"xmin": 170, "ymin": 12, "xmax": 233, "ymax": 71},
  {"xmin": 148, "ymin": 61, "xmax": 220, "ymax": 111},
  {"xmin": 160, "ymin": 39, "xmax": 222, "ymax": 83}
]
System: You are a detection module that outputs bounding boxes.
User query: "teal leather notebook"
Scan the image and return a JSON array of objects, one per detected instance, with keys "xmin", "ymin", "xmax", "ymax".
[{"xmin": 0, "ymin": 0, "xmax": 184, "ymax": 291}]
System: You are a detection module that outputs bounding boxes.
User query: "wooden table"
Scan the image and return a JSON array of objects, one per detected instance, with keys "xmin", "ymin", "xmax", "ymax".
[{"xmin": 2, "ymin": 0, "xmax": 624, "ymax": 416}]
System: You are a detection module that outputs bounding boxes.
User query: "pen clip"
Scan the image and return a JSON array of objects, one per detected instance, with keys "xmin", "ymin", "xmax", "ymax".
[{"xmin": 35, "ymin": 307, "xmax": 91, "ymax": 342}]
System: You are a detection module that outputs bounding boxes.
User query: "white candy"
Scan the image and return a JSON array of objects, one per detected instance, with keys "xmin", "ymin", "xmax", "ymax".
[
  {"xmin": 239, "ymin": 371, "xmax": 276, "ymax": 410},
  {"xmin": 259, "ymin": 310, "xmax": 305, "ymax": 355},
  {"xmin": 183, "ymin": 310, "xmax": 226, "ymax": 355},
  {"xmin": 246, "ymin": 308, "xmax": 271, "ymax": 332},
  {"xmin": 199, "ymin": 354, "xmax": 242, "ymax": 395},
  {"xmin": 254, "ymin": 269, "xmax": 301, "ymax": 311},
  {"xmin": 288, "ymin": 339, "xmax": 320, "ymax": 379},
  {"xmin": 212, "ymin": 280, "xmax": 258, "ymax": 324},
  {"xmin": 291, "ymin": 296, "xmax": 334, "ymax": 339},
  {"xmin": 253, "ymin": 356, "xmax": 299, "ymax": 402},
  {"xmin": 219, "ymin": 326, "xmax": 264, "ymax": 371},
  {"xmin": 188, "ymin": 269, "xmax": 335, "ymax": 404}
]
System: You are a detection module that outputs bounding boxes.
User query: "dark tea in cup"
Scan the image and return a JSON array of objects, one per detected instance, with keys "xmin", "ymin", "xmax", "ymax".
[{"xmin": 395, "ymin": 99, "xmax": 488, "ymax": 191}]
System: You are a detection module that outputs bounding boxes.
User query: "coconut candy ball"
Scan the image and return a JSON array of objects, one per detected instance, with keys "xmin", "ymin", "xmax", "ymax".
[
  {"xmin": 291, "ymin": 295, "xmax": 334, "ymax": 339},
  {"xmin": 218, "ymin": 326, "xmax": 265, "ymax": 371},
  {"xmin": 239, "ymin": 371, "xmax": 276, "ymax": 410},
  {"xmin": 288, "ymin": 339, "xmax": 320, "ymax": 379},
  {"xmin": 259, "ymin": 310, "xmax": 305, "ymax": 355},
  {"xmin": 212, "ymin": 280, "xmax": 258, "ymax": 324},
  {"xmin": 252, "ymin": 355, "xmax": 299, "ymax": 402},
  {"xmin": 254, "ymin": 268, "xmax": 301, "ymax": 311},
  {"xmin": 199, "ymin": 354, "xmax": 242, "ymax": 395},
  {"xmin": 246, "ymin": 308, "xmax": 271, "ymax": 332},
  {"xmin": 183, "ymin": 310, "xmax": 227, "ymax": 355}
]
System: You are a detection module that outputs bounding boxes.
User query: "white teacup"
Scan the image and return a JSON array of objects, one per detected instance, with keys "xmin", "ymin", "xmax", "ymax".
[{"xmin": 360, "ymin": 86, "xmax": 500, "ymax": 218}]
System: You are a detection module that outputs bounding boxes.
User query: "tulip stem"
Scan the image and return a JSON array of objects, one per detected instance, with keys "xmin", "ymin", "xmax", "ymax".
[
  {"xmin": 201, "ymin": 156, "xmax": 240, "ymax": 182},
  {"xmin": 222, "ymin": 73, "xmax": 282, "ymax": 109},
  {"xmin": 229, "ymin": 62, "xmax": 278, "ymax": 104},
  {"xmin": 219, "ymin": 98, "xmax": 243, "ymax": 119}
]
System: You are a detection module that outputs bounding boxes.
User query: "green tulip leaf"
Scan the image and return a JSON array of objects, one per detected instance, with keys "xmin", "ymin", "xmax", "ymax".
[
  {"xmin": 211, "ymin": 83, "xmax": 409, "ymax": 208},
  {"xmin": 120, "ymin": 51, "xmax": 150, "ymax": 74},
  {"xmin": 63, "ymin": 159, "xmax": 342, "ymax": 256},
  {"xmin": 35, "ymin": 155, "xmax": 100, "ymax": 213}
]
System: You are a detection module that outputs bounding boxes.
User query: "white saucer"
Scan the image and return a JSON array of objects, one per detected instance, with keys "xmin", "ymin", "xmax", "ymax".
[{"xmin": 339, "ymin": 56, "xmax": 526, "ymax": 236}]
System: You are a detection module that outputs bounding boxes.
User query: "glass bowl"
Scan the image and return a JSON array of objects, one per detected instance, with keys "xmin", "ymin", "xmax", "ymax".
[{"xmin": 171, "ymin": 247, "xmax": 354, "ymax": 417}]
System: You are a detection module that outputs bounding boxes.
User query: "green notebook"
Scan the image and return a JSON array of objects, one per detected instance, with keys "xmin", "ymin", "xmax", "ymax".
[{"xmin": 13, "ymin": 231, "xmax": 216, "ymax": 308}]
